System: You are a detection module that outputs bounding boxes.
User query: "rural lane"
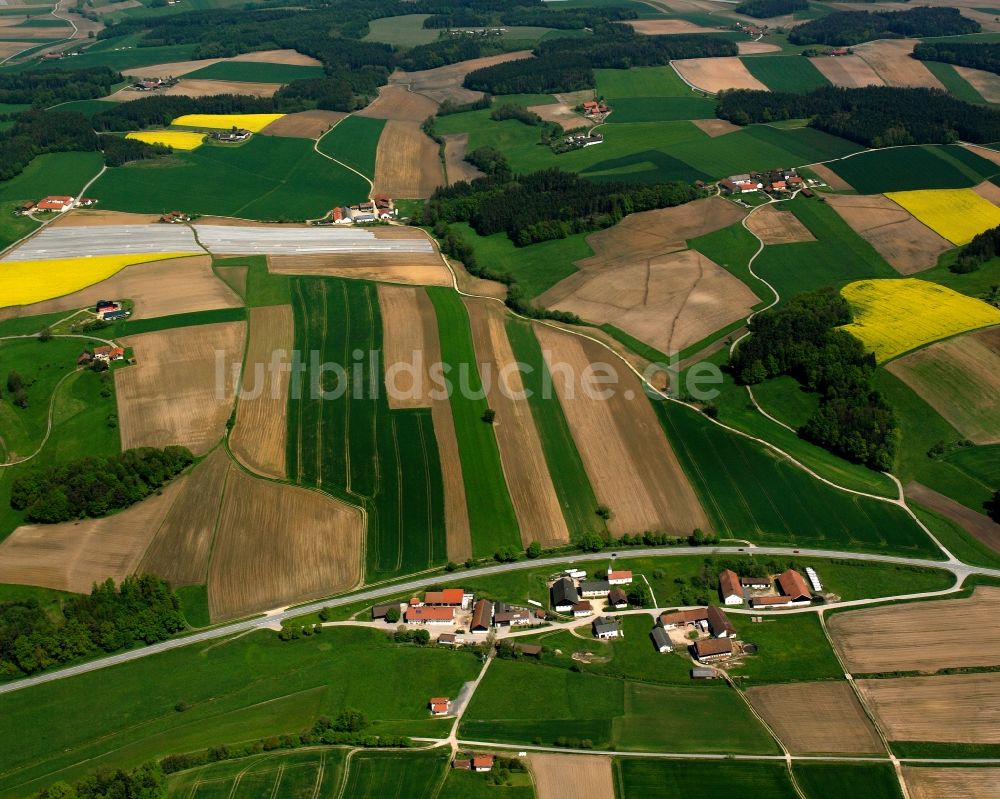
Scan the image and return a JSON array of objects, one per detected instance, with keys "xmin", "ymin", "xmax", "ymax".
[{"xmin": 1, "ymin": 545, "xmax": 996, "ymax": 696}]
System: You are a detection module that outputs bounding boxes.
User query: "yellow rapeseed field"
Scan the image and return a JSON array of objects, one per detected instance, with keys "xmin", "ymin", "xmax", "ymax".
[
  {"xmin": 840, "ymin": 278, "xmax": 1000, "ymax": 362},
  {"xmin": 170, "ymin": 113, "xmax": 285, "ymax": 133},
  {"xmin": 0, "ymin": 253, "xmax": 197, "ymax": 307},
  {"xmin": 885, "ymin": 188, "xmax": 1000, "ymax": 246},
  {"xmin": 126, "ymin": 130, "xmax": 205, "ymax": 150}
]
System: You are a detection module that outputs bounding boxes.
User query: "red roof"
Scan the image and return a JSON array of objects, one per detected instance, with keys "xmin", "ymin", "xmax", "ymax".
[
  {"xmin": 472, "ymin": 755, "xmax": 494, "ymax": 769},
  {"xmin": 425, "ymin": 588, "xmax": 465, "ymax": 605},
  {"xmin": 752, "ymin": 595, "xmax": 791, "ymax": 606},
  {"xmin": 661, "ymin": 608, "xmax": 708, "ymax": 626},
  {"xmin": 776, "ymin": 569, "xmax": 811, "ymax": 601},
  {"xmin": 608, "ymin": 570, "xmax": 632, "ymax": 580},
  {"xmin": 407, "ymin": 606, "xmax": 454, "ymax": 621},
  {"xmin": 719, "ymin": 569, "xmax": 741, "ymax": 598},
  {"xmin": 36, "ymin": 196, "xmax": 72, "ymax": 210},
  {"xmin": 429, "ymin": 698, "xmax": 449, "ymax": 713}
]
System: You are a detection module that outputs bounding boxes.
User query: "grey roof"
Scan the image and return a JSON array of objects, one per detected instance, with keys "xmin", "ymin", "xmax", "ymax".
[
  {"xmin": 550, "ymin": 578, "xmax": 578, "ymax": 606},
  {"xmin": 580, "ymin": 580, "xmax": 610, "ymax": 594},
  {"xmin": 691, "ymin": 668, "xmax": 716, "ymax": 678},
  {"xmin": 593, "ymin": 617, "xmax": 620, "ymax": 635},
  {"xmin": 650, "ymin": 627, "xmax": 671, "ymax": 649}
]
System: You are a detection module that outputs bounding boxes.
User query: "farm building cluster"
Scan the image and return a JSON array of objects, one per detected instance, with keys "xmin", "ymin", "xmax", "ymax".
[
  {"xmin": 93, "ymin": 299, "xmax": 130, "ymax": 322},
  {"xmin": 451, "ymin": 754, "xmax": 495, "ymax": 772},
  {"xmin": 211, "ymin": 128, "xmax": 252, "ymax": 143},
  {"xmin": 559, "ymin": 131, "xmax": 604, "ymax": 152},
  {"xmin": 16, "ymin": 196, "xmax": 97, "ymax": 215},
  {"xmin": 372, "ymin": 587, "xmax": 546, "ymax": 638},
  {"xmin": 719, "ymin": 169, "xmax": 805, "ymax": 197},
  {"xmin": 329, "ymin": 196, "xmax": 397, "ymax": 225},
  {"xmin": 78, "ymin": 344, "xmax": 125, "ymax": 366},
  {"xmin": 718, "ymin": 567, "xmax": 817, "ymax": 609},
  {"xmin": 549, "ymin": 566, "xmax": 633, "ymax": 618},
  {"xmin": 128, "ymin": 76, "xmax": 179, "ymax": 92}
]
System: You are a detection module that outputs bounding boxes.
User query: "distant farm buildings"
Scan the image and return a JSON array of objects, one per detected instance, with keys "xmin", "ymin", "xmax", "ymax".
[
  {"xmin": 211, "ymin": 127, "xmax": 251, "ymax": 143},
  {"xmin": 21, "ymin": 195, "xmax": 98, "ymax": 214},
  {"xmin": 331, "ymin": 197, "xmax": 395, "ymax": 224}
]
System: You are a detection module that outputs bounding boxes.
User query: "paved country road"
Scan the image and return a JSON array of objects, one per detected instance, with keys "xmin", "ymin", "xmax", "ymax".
[{"xmin": 1, "ymin": 545, "xmax": 995, "ymax": 696}]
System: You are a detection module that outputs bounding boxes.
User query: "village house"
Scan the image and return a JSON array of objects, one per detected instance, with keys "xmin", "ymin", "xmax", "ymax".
[
  {"xmin": 691, "ymin": 667, "xmax": 717, "ymax": 679},
  {"xmin": 406, "ymin": 605, "xmax": 454, "ymax": 625},
  {"xmin": 452, "ymin": 759, "xmax": 471, "ymax": 770},
  {"xmin": 564, "ymin": 132, "xmax": 603, "ymax": 149},
  {"xmin": 607, "ymin": 569, "xmax": 632, "ymax": 586},
  {"xmin": 740, "ymin": 575, "xmax": 770, "ymax": 590},
  {"xmin": 593, "ymin": 617, "xmax": 621, "ymax": 640},
  {"xmin": 17, "ymin": 201, "xmax": 35, "ymax": 216},
  {"xmin": 581, "ymin": 100, "xmax": 610, "ymax": 116},
  {"xmin": 608, "ymin": 587, "xmax": 628, "ymax": 609},
  {"xmin": 437, "ymin": 632, "xmax": 457, "ymax": 645},
  {"xmin": 580, "ymin": 580, "xmax": 610, "ymax": 599},
  {"xmin": 650, "ymin": 626, "xmax": 672, "ymax": 653},
  {"xmin": 92, "ymin": 345, "xmax": 125, "ymax": 362},
  {"xmin": 550, "ymin": 578, "xmax": 578, "ymax": 612},
  {"xmin": 211, "ymin": 128, "xmax": 251, "ymax": 143},
  {"xmin": 694, "ymin": 637, "xmax": 733, "ymax": 663},
  {"xmin": 719, "ymin": 569, "xmax": 743, "ymax": 606},
  {"xmin": 776, "ymin": 569, "xmax": 813, "ymax": 603},
  {"xmin": 35, "ymin": 196, "xmax": 74, "ymax": 212},
  {"xmin": 494, "ymin": 603, "xmax": 534, "ymax": 628},
  {"xmin": 160, "ymin": 211, "xmax": 190, "ymax": 224},
  {"xmin": 424, "ymin": 588, "xmax": 472, "ymax": 609},
  {"xmin": 751, "ymin": 595, "xmax": 793, "ymax": 609},
  {"xmin": 471, "ymin": 599, "xmax": 494, "ymax": 632},
  {"xmin": 373, "ymin": 194, "xmax": 396, "ymax": 219},
  {"xmin": 721, "ymin": 175, "xmax": 761, "ymax": 194},
  {"xmin": 572, "ymin": 601, "xmax": 593, "ymax": 618},
  {"xmin": 513, "ymin": 643, "xmax": 542, "ymax": 658},
  {"xmin": 429, "ymin": 697, "xmax": 451, "ymax": 716},
  {"xmin": 660, "ymin": 608, "xmax": 709, "ymax": 632},
  {"xmin": 371, "ymin": 602, "xmax": 397, "ymax": 620},
  {"xmin": 706, "ymin": 605, "xmax": 736, "ymax": 639},
  {"xmin": 78, "ymin": 197, "xmax": 97, "ymax": 207},
  {"xmin": 472, "ymin": 755, "xmax": 495, "ymax": 773}
]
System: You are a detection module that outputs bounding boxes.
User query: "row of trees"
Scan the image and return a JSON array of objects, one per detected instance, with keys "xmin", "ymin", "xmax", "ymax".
[
  {"xmin": 10, "ymin": 445, "xmax": 193, "ymax": 523},
  {"xmin": 0, "ymin": 65, "xmax": 119, "ymax": 106},
  {"xmin": 716, "ymin": 85, "xmax": 1000, "ymax": 146},
  {"xmin": 788, "ymin": 7, "xmax": 978, "ymax": 46},
  {"xmin": 730, "ymin": 288, "xmax": 896, "ymax": 470},
  {"xmin": 952, "ymin": 222, "xmax": 1000, "ymax": 273},
  {"xmin": 733, "ymin": 0, "xmax": 806, "ymax": 19},
  {"xmin": 423, "ymin": 4, "xmax": 636, "ymax": 29},
  {"xmin": 33, "ymin": 763, "xmax": 165, "ymax": 799},
  {"xmin": 0, "ymin": 575, "xmax": 187, "ymax": 677},
  {"xmin": 913, "ymin": 42, "xmax": 1000, "ymax": 77}
]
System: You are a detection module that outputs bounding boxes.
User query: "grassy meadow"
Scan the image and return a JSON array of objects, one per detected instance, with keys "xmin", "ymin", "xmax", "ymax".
[
  {"xmin": 167, "ymin": 749, "xmax": 349, "ymax": 799},
  {"xmin": 340, "ymin": 749, "xmax": 450, "ymax": 799},
  {"xmin": 728, "ymin": 614, "xmax": 844, "ymax": 685},
  {"xmin": 317, "ymin": 115, "xmax": 385, "ymax": 179},
  {"xmin": 827, "ymin": 144, "xmax": 1000, "ymax": 194},
  {"xmin": 184, "ymin": 60, "xmax": 325, "ymax": 82},
  {"xmin": 741, "ymin": 55, "xmax": 831, "ymax": 92},
  {"xmin": 615, "ymin": 758, "xmax": 799, "ymax": 799},
  {"xmin": 793, "ymin": 762, "xmax": 904, "ymax": 799},
  {"xmin": 0, "ymin": 151, "xmax": 103, "ymax": 205}
]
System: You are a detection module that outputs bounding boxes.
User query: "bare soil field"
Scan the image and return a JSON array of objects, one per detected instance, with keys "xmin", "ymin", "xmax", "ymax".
[
  {"xmin": 738, "ymin": 41, "xmax": 781, "ymax": 54},
  {"xmin": 905, "ymin": 481, "xmax": 1000, "ymax": 553},
  {"xmin": 50, "ymin": 210, "xmax": 161, "ymax": 227},
  {"xmin": 853, "ymin": 39, "xmax": 944, "ymax": 89},
  {"xmin": 809, "ymin": 55, "xmax": 885, "ymax": 88},
  {"xmin": 859, "ymin": 673, "xmax": 1000, "ymax": 743},
  {"xmin": 207, "ymin": 465, "xmax": 363, "ymax": 621},
  {"xmin": 115, "ymin": 321, "xmax": 246, "ymax": 456},
  {"xmin": 528, "ymin": 753, "xmax": 615, "ymax": 799},
  {"xmin": 962, "ymin": 143, "xmax": 1000, "ymax": 169},
  {"xmin": 466, "ymin": 300, "xmax": 570, "ymax": 547},
  {"xmin": 371, "ymin": 120, "xmax": 445, "ymax": 198},
  {"xmin": 527, "ymin": 101, "xmax": 593, "ymax": 129},
  {"xmin": 233, "ymin": 49, "xmax": 321, "ymax": 66},
  {"xmin": 215, "ymin": 264, "xmax": 247, "ymax": 297},
  {"xmin": 829, "ymin": 586, "xmax": 1000, "ymax": 673},
  {"xmin": 230, "ymin": 305, "xmax": 293, "ymax": 479},
  {"xmin": 14, "ymin": 255, "xmax": 243, "ymax": 320},
  {"xmin": 972, "ymin": 178, "xmax": 1000, "ymax": 206},
  {"xmin": 358, "ymin": 84, "xmax": 439, "ymax": 122},
  {"xmin": 268, "ymin": 253, "xmax": 451, "ymax": 286},
  {"xmin": 745, "ymin": 204, "xmax": 815, "ymax": 244},
  {"xmin": 139, "ymin": 448, "xmax": 229, "ymax": 586},
  {"xmin": 533, "ymin": 324, "xmax": 710, "ymax": 536},
  {"xmin": 888, "ymin": 326, "xmax": 1000, "ymax": 443},
  {"xmin": 627, "ymin": 18, "xmax": 718, "ymax": 34},
  {"xmin": 450, "ymin": 259, "xmax": 507, "ymax": 300},
  {"xmin": 672, "ymin": 57, "xmax": 768, "ymax": 93},
  {"xmin": 260, "ymin": 110, "xmax": 346, "ymax": 138},
  {"xmin": 377, "ymin": 284, "xmax": 471, "ymax": 560},
  {"xmin": 692, "ymin": 118, "xmax": 740, "ymax": 137},
  {"xmin": 746, "ymin": 681, "xmax": 884, "ymax": 754},
  {"xmin": 0, "ymin": 476, "xmax": 186, "ymax": 593},
  {"xmin": 954, "ymin": 65, "xmax": 1000, "ymax": 103},
  {"xmin": 904, "ymin": 767, "xmax": 1000, "ymax": 799},
  {"xmin": 389, "ymin": 51, "xmax": 533, "ymax": 105},
  {"xmin": 807, "ymin": 162, "xmax": 854, "ymax": 191},
  {"xmin": 443, "ymin": 134, "xmax": 484, "ymax": 184},
  {"xmin": 825, "ymin": 194, "xmax": 951, "ymax": 274},
  {"xmin": 158, "ymin": 79, "xmax": 282, "ymax": 99},
  {"xmin": 124, "ymin": 58, "xmax": 225, "ymax": 77}
]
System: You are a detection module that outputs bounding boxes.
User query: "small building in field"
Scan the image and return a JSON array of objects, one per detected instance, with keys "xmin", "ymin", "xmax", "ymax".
[
  {"xmin": 452, "ymin": 759, "xmax": 471, "ymax": 770},
  {"xmin": 429, "ymin": 697, "xmax": 451, "ymax": 715},
  {"xmin": 406, "ymin": 605, "xmax": 454, "ymax": 625},
  {"xmin": 470, "ymin": 598, "xmax": 494, "ymax": 632},
  {"xmin": 694, "ymin": 637, "xmax": 733, "ymax": 662},
  {"xmin": 719, "ymin": 569, "xmax": 743, "ymax": 606},
  {"xmin": 651, "ymin": 626, "xmax": 672, "ymax": 653},
  {"xmin": 472, "ymin": 755, "xmax": 494, "ymax": 772},
  {"xmin": 93, "ymin": 345, "xmax": 125, "ymax": 362},
  {"xmin": 572, "ymin": 601, "xmax": 593, "ymax": 618},
  {"xmin": 36, "ymin": 195, "xmax": 74, "ymax": 212},
  {"xmin": 371, "ymin": 602, "xmax": 397, "ymax": 620},
  {"xmin": 608, "ymin": 587, "xmax": 628, "ymax": 609},
  {"xmin": 707, "ymin": 605, "xmax": 737, "ymax": 639},
  {"xmin": 77, "ymin": 351, "xmax": 93, "ymax": 366},
  {"xmin": 438, "ymin": 632, "xmax": 457, "ymax": 645},
  {"xmin": 580, "ymin": 580, "xmax": 610, "ymax": 599},
  {"xmin": 551, "ymin": 578, "xmax": 578, "ymax": 612},
  {"xmin": 211, "ymin": 127, "xmax": 251, "ymax": 143},
  {"xmin": 514, "ymin": 643, "xmax": 542, "ymax": 658},
  {"xmin": 740, "ymin": 576, "xmax": 770, "ymax": 590},
  {"xmin": 777, "ymin": 569, "xmax": 813, "ymax": 603},
  {"xmin": 691, "ymin": 667, "xmax": 717, "ymax": 680},
  {"xmin": 608, "ymin": 569, "xmax": 632, "ymax": 586},
  {"xmin": 593, "ymin": 617, "xmax": 621, "ymax": 640}
]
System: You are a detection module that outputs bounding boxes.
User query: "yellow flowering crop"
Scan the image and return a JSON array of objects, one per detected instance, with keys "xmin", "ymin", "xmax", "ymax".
[
  {"xmin": 0, "ymin": 253, "xmax": 198, "ymax": 308},
  {"xmin": 885, "ymin": 188, "xmax": 1000, "ymax": 246},
  {"xmin": 126, "ymin": 130, "xmax": 205, "ymax": 150},
  {"xmin": 170, "ymin": 113, "xmax": 285, "ymax": 133},
  {"xmin": 840, "ymin": 278, "xmax": 1000, "ymax": 363}
]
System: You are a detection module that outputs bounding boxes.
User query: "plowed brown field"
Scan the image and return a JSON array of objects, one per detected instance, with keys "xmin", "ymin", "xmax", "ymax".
[
  {"xmin": 746, "ymin": 681, "xmax": 884, "ymax": 754},
  {"xmin": 955, "ymin": 65, "xmax": 1000, "ymax": 103},
  {"xmin": 466, "ymin": 300, "xmax": 569, "ymax": 546},
  {"xmin": 905, "ymin": 482, "xmax": 1000, "ymax": 553},
  {"xmin": 809, "ymin": 55, "xmax": 885, "ymax": 88},
  {"xmin": 673, "ymin": 57, "xmax": 767, "ymax": 92},
  {"xmin": 533, "ymin": 324, "xmax": 709, "ymax": 535},
  {"xmin": 358, "ymin": 84, "xmax": 439, "ymax": 122},
  {"xmin": 828, "ymin": 587, "xmax": 1000, "ymax": 673},
  {"xmin": 853, "ymin": 40, "xmax": 943, "ymax": 89},
  {"xmin": 115, "ymin": 321, "xmax": 246, "ymax": 456},
  {"xmin": 692, "ymin": 118, "xmax": 740, "ymax": 137},
  {"xmin": 529, "ymin": 754, "xmax": 615, "ymax": 799},
  {"xmin": 261, "ymin": 110, "xmax": 347, "ymax": 138},
  {"xmin": 268, "ymin": 253, "xmax": 451, "ymax": 286},
  {"xmin": 745, "ymin": 204, "xmax": 814, "ymax": 244},
  {"xmin": 371, "ymin": 120, "xmax": 444, "ymax": 199},
  {"xmin": 207, "ymin": 466, "xmax": 363, "ymax": 621},
  {"xmin": 389, "ymin": 51, "xmax": 533, "ymax": 104},
  {"xmin": 443, "ymin": 134, "xmax": 484, "ymax": 184},
  {"xmin": 230, "ymin": 305, "xmax": 294, "ymax": 478},
  {"xmin": 808, "ymin": 163, "xmax": 853, "ymax": 191},
  {"xmin": 904, "ymin": 766, "xmax": 1000, "ymax": 799},
  {"xmin": 627, "ymin": 18, "xmax": 717, "ymax": 34}
]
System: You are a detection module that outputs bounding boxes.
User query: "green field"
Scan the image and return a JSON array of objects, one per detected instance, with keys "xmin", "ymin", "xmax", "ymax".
[
  {"xmin": 793, "ymin": 762, "xmax": 903, "ymax": 799},
  {"xmin": 0, "ymin": 151, "xmax": 103, "ymax": 205},
  {"xmin": 439, "ymin": 767, "xmax": 533, "ymax": 799},
  {"xmin": 50, "ymin": 98, "xmax": 118, "ymax": 117},
  {"xmin": 606, "ymin": 96, "xmax": 717, "ymax": 122},
  {"xmin": 654, "ymin": 401, "xmax": 941, "ymax": 556},
  {"xmin": 316, "ymin": 114, "xmax": 385, "ymax": 179},
  {"xmin": 340, "ymin": 749, "xmax": 449, "ymax": 799},
  {"xmin": 750, "ymin": 375, "xmax": 820, "ymax": 429},
  {"xmin": 741, "ymin": 55, "xmax": 831, "ymax": 92},
  {"xmin": 0, "ymin": 627, "xmax": 478, "ymax": 799},
  {"xmin": 427, "ymin": 287, "xmax": 520, "ymax": 555},
  {"xmin": 288, "ymin": 279, "xmax": 447, "ymax": 580},
  {"xmin": 460, "ymin": 658, "xmax": 778, "ymax": 753},
  {"xmin": 215, "ymin": 254, "xmax": 291, "ymax": 307},
  {"xmin": 914, "ymin": 504, "xmax": 1000, "ymax": 571},
  {"xmin": 920, "ymin": 60, "xmax": 986, "ymax": 104},
  {"xmin": 945, "ymin": 443, "xmax": 1000, "ymax": 488},
  {"xmin": 184, "ymin": 60, "xmax": 324, "ymax": 83},
  {"xmin": 688, "ymin": 219, "xmax": 766, "ymax": 303},
  {"xmin": 616, "ymin": 758, "xmax": 798, "ymax": 799},
  {"xmin": 91, "ymin": 135, "xmax": 369, "ymax": 219},
  {"xmin": 19, "ymin": 43, "xmax": 198, "ymax": 73},
  {"xmin": 0, "ymin": 200, "xmax": 38, "ymax": 253},
  {"xmin": 827, "ymin": 144, "xmax": 1000, "ymax": 194},
  {"xmin": 505, "ymin": 318, "xmax": 601, "ymax": 537},
  {"xmin": 728, "ymin": 614, "xmax": 844, "ymax": 685},
  {"xmin": 595, "ymin": 66, "xmax": 696, "ymax": 98},
  {"xmin": 363, "ymin": 14, "xmax": 439, "ymax": 46},
  {"xmin": 167, "ymin": 749, "xmax": 349, "ymax": 799}
]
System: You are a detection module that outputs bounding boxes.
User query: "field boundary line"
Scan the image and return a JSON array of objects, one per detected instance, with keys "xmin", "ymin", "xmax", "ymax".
[
  {"xmin": 314, "ymin": 115, "xmax": 375, "ymax": 199},
  {"xmin": 0, "ymin": 0, "xmax": 79, "ymax": 66}
]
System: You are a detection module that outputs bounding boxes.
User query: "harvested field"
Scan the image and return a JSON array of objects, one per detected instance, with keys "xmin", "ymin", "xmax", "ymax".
[
  {"xmin": 451, "ymin": 259, "xmax": 507, "ymax": 300},
  {"xmin": 809, "ymin": 55, "xmax": 885, "ymax": 89},
  {"xmin": 858, "ymin": 673, "xmax": 1000, "ymax": 743},
  {"xmin": 0, "ymin": 476, "xmax": 186, "ymax": 593},
  {"xmin": 377, "ymin": 284, "xmax": 471, "ymax": 560},
  {"xmin": 887, "ymin": 326, "xmax": 1000, "ymax": 443},
  {"xmin": 627, "ymin": 18, "xmax": 718, "ymax": 34},
  {"xmin": 954, "ymin": 65, "xmax": 1000, "ymax": 103},
  {"xmin": 745, "ymin": 682, "xmax": 884, "ymax": 754},
  {"xmin": 905, "ymin": 482, "xmax": 1000, "ymax": 553},
  {"xmin": 807, "ymin": 163, "xmax": 853, "ymax": 191},
  {"xmin": 824, "ymin": 194, "xmax": 951, "ymax": 275},
  {"xmin": 123, "ymin": 57, "xmax": 225, "ymax": 77},
  {"xmin": 466, "ymin": 300, "xmax": 569, "ymax": 547},
  {"xmin": 852, "ymin": 40, "xmax": 943, "ymax": 89},
  {"xmin": 828, "ymin": 586, "xmax": 1000, "ymax": 673},
  {"xmin": 745, "ymin": 204, "xmax": 815, "ymax": 244},
  {"xmin": 231, "ymin": 49, "xmax": 320, "ymax": 66},
  {"xmin": 904, "ymin": 767, "xmax": 1000, "ymax": 799},
  {"xmin": 138, "ymin": 448, "xmax": 229, "ymax": 586},
  {"xmin": 443, "ymin": 134, "xmax": 484, "ymax": 184},
  {"xmin": 389, "ymin": 51, "xmax": 533, "ymax": 105},
  {"xmin": 358, "ymin": 84, "xmax": 439, "ymax": 122},
  {"xmin": 533, "ymin": 324, "xmax": 710, "ymax": 536},
  {"xmin": 973, "ymin": 178, "xmax": 1000, "ymax": 206},
  {"xmin": 528, "ymin": 753, "xmax": 615, "ymax": 799},
  {"xmin": 672, "ymin": 57, "xmax": 767, "ymax": 93},
  {"xmin": 215, "ymin": 264, "xmax": 247, "ymax": 297},
  {"xmin": 738, "ymin": 41, "xmax": 781, "ymax": 54},
  {"xmin": 692, "ymin": 118, "xmax": 740, "ymax": 137},
  {"xmin": 528, "ymin": 101, "xmax": 593, "ymax": 129},
  {"xmin": 154, "ymin": 79, "xmax": 281, "ymax": 98},
  {"xmin": 207, "ymin": 465, "xmax": 363, "ymax": 621},
  {"xmin": 11, "ymin": 255, "xmax": 243, "ymax": 319},
  {"xmin": 371, "ymin": 120, "xmax": 444, "ymax": 198},
  {"xmin": 268, "ymin": 253, "xmax": 451, "ymax": 286},
  {"xmin": 50, "ymin": 210, "xmax": 160, "ymax": 227},
  {"xmin": 115, "ymin": 322, "xmax": 246, "ymax": 456},
  {"xmin": 230, "ymin": 305, "xmax": 293, "ymax": 479},
  {"xmin": 260, "ymin": 110, "xmax": 346, "ymax": 138}
]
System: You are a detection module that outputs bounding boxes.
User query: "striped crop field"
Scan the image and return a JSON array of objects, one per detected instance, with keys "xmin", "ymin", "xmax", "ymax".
[
  {"xmin": 171, "ymin": 113, "xmax": 285, "ymax": 132},
  {"xmin": 885, "ymin": 188, "xmax": 1000, "ymax": 245}
]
